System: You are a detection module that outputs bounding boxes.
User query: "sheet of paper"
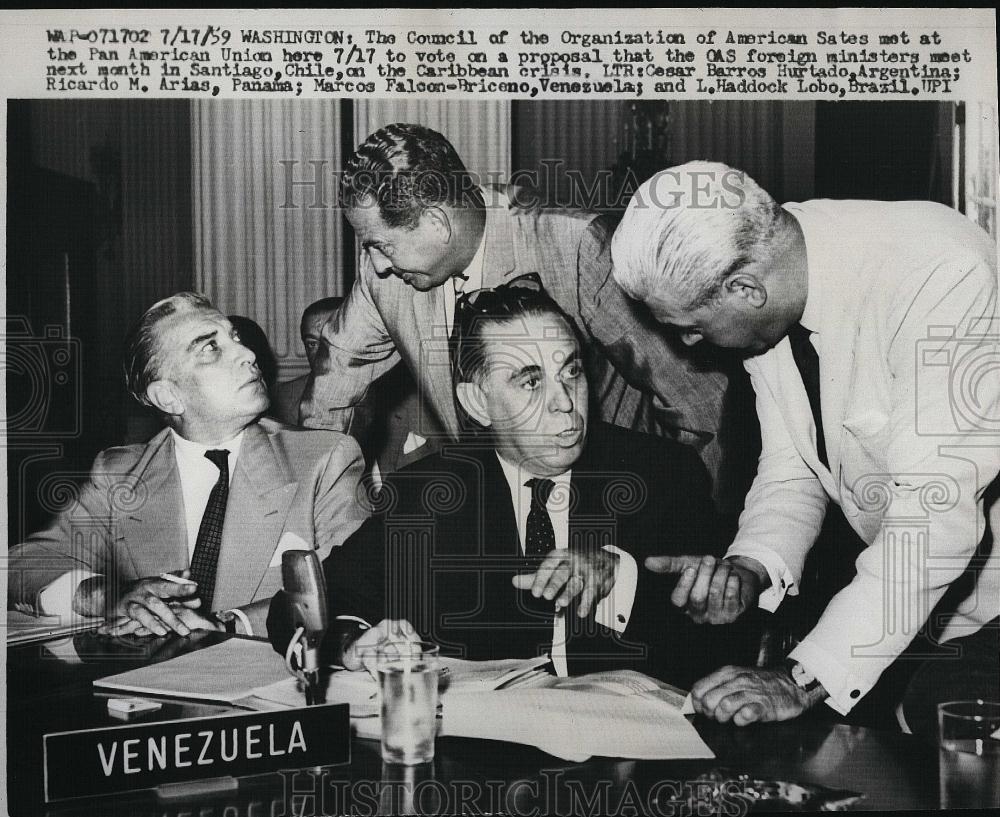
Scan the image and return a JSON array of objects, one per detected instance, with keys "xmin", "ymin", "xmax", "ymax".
[
  {"xmin": 441, "ymin": 688, "xmax": 713, "ymax": 761},
  {"xmin": 94, "ymin": 638, "xmax": 290, "ymax": 703},
  {"xmin": 246, "ymin": 655, "xmax": 552, "ymax": 714},
  {"xmin": 247, "ymin": 659, "xmax": 710, "ymax": 762}
]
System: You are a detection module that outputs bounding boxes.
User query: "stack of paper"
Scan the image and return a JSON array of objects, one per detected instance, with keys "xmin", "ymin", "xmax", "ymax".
[
  {"xmin": 94, "ymin": 638, "xmax": 291, "ymax": 703},
  {"xmin": 247, "ymin": 659, "xmax": 712, "ymax": 761},
  {"xmin": 245, "ymin": 655, "xmax": 551, "ymax": 715}
]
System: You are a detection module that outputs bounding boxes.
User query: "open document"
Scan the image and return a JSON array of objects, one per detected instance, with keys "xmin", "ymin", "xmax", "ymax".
[{"xmin": 247, "ymin": 657, "xmax": 713, "ymax": 761}]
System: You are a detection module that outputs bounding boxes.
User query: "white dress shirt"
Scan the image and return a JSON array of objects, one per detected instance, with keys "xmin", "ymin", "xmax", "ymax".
[
  {"xmin": 37, "ymin": 429, "xmax": 246, "ymax": 617},
  {"xmin": 495, "ymin": 453, "xmax": 638, "ymax": 677}
]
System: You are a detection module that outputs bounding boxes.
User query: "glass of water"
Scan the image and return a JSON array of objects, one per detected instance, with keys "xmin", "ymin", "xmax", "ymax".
[
  {"xmin": 376, "ymin": 641, "xmax": 440, "ymax": 765},
  {"xmin": 938, "ymin": 699, "xmax": 1000, "ymax": 809}
]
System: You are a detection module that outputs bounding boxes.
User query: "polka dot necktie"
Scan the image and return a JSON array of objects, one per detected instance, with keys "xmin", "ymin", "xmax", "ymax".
[
  {"xmin": 525, "ymin": 478, "xmax": 556, "ymax": 557},
  {"xmin": 188, "ymin": 449, "xmax": 230, "ymax": 610}
]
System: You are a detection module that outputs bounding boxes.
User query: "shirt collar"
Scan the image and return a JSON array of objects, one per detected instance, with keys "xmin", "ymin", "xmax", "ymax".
[
  {"xmin": 170, "ymin": 428, "xmax": 245, "ymax": 468},
  {"xmin": 783, "ymin": 204, "xmax": 821, "ymax": 334},
  {"xmin": 495, "ymin": 451, "xmax": 572, "ymax": 503}
]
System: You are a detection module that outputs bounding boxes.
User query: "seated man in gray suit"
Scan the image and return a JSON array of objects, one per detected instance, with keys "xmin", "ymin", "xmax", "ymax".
[{"xmin": 8, "ymin": 292, "xmax": 369, "ymax": 637}]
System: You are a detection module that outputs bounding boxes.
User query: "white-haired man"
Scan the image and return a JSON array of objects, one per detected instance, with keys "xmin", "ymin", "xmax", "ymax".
[
  {"xmin": 611, "ymin": 161, "xmax": 1000, "ymax": 735},
  {"xmin": 8, "ymin": 293, "xmax": 369, "ymax": 637}
]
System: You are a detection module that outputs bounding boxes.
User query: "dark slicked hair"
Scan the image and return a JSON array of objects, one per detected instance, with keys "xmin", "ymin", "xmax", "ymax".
[
  {"xmin": 302, "ymin": 296, "xmax": 345, "ymax": 325},
  {"xmin": 341, "ymin": 123, "xmax": 482, "ymax": 229},
  {"xmin": 452, "ymin": 280, "xmax": 581, "ymax": 434},
  {"xmin": 123, "ymin": 292, "xmax": 215, "ymax": 406},
  {"xmin": 454, "ymin": 281, "xmax": 580, "ymax": 386}
]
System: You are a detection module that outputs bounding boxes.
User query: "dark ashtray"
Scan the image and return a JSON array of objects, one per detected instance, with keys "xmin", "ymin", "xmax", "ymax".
[{"xmin": 665, "ymin": 768, "xmax": 864, "ymax": 812}]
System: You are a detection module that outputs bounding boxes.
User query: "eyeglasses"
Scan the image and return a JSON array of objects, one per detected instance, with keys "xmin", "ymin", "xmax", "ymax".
[
  {"xmin": 454, "ymin": 273, "xmax": 544, "ymax": 321},
  {"xmin": 452, "ymin": 273, "xmax": 546, "ymax": 378}
]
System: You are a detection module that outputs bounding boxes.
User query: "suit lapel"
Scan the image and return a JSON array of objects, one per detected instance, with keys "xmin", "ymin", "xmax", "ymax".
[
  {"xmin": 476, "ymin": 450, "xmax": 521, "ymax": 558},
  {"xmin": 213, "ymin": 424, "xmax": 298, "ymax": 609},
  {"xmin": 118, "ymin": 430, "xmax": 188, "ymax": 579},
  {"xmin": 763, "ymin": 344, "xmax": 838, "ymax": 495}
]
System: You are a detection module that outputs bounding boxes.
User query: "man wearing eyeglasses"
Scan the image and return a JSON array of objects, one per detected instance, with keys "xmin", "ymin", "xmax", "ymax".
[
  {"xmin": 270, "ymin": 283, "xmax": 758, "ymax": 683},
  {"xmin": 299, "ymin": 123, "xmax": 750, "ymax": 514}
]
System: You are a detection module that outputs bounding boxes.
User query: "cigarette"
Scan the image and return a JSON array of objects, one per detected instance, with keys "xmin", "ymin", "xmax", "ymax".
[{"xmin": 158, "ymin": 572, "xmax": 197, "ymax": 587}]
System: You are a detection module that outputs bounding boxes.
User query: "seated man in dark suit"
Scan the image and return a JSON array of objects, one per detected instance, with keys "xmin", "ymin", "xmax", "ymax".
[
  {"xmin": 269, "ymin": 281, "xmax": 757, "ymax": 686},
  {"xmin": 8, "ymin": 292, "xmax": 369, "ymax": 637}
]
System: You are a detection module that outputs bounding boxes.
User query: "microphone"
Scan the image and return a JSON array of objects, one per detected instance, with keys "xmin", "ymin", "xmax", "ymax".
[{"xmin": 281, "ymin": 550, "xmax": 329, "ymax": 704}]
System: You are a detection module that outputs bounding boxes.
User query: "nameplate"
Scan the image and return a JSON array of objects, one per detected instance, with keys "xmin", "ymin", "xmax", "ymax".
[{"xmin": 43, "ymin": 704, "xmax": 349, "ymax": 802}]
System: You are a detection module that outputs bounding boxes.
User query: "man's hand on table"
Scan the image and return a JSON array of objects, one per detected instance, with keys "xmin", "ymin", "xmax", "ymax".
[
  {"xmin": 691, "ymin": 665, "xmax": 828, "ymax": 725},
  {"xmin": 645, "ymin": 554, "xmax": 767, "ymax": 624},
  {"xmin": 100, "ymin": 604, "xmax": 224, "ymax": 638},
  {"xmin": 512, "ymin": 547, "xmax": 618, "ymax": 618},
  {"xmin": 90, "ymin": 574, "xmax": 204, "ymax": 638},
  {"xmin": 342, "ymin": 618, "xmax": 420, "ymax": 675}
]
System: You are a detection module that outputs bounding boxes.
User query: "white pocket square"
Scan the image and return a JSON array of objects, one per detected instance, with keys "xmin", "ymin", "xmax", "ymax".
[
  {"xmin": 269, "ymin": 531, "xmax": 312, "ymax": 567},
  {"xmin": 402, "ymin": 432, "xmax": 427, "ymax": 456}
]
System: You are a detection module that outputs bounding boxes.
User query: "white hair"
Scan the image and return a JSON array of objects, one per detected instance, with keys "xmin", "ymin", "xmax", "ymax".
[{"xmin": 611, "ymin": 161, "xmax": 783, "ymax": 309}]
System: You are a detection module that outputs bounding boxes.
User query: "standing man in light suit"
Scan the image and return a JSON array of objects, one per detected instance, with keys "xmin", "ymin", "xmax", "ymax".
[
  {"xmin": 8, "ymin": 293, "xmax": 369, "ymax": 637},
  {"xmin": 611, "ymin": 162, "xmax": 1000, "ymax": 734},
  {"xmin": 299, "ymin": 123, "xmax": 746, "ymax": 510}
]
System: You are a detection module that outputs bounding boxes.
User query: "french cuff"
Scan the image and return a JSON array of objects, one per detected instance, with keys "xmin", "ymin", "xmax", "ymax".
[
  {"xmin": 595, "ymin": 546, "xmax": 636, "ymax": 633},
  {"xmin": 37, "ymin": 570, "xmax": 99, "ymax": 618},
  {"xmin": 724, "ymin": 544, "xmax": 796, "ymax": 612},
  {"xmin": 788, "ymin": 640, "xmax": 869, "ymax": 716}
]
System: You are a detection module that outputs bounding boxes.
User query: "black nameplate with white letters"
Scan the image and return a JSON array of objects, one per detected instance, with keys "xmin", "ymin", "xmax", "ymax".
[{"xmin": 43, "ymin": 704, "xmax": 349, "ymax": 802}]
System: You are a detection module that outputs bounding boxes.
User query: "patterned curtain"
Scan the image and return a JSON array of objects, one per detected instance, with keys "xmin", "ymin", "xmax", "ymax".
[
  {"xmin": 192, "ymin": 100, "xmax": 343, "ymax": 379},
  {"xmin": 668, "ymin": 100, "xmax": 815, "ymax": 203},
  {"xmin": 353, "ymin": 99, "xmax": 511, "ymax": 184}
]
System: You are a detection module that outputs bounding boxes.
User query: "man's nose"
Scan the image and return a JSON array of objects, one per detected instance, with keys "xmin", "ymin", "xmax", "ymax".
[
  {"xmin": 234, "ymin": 341, "xmax": 257, "ymax": 366},
  {"xmin": 367, "ymin": 248, "xmax": 392, "ymax": 276},
  {"xmin": 548, "ymin": 382, "xmax": 574, "ymax": 413}
]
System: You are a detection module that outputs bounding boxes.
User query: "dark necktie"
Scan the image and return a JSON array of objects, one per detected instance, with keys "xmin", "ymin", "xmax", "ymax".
[
  {"xmin": 788, "ymin": 324, "xmax": 828, "ymax": 468},
  {"xmin": 525, "ymin": 478, "xmax": 556, "ymax": 557},
  {"xmin": 188, "ymin": 449, "xmax": 230, "ymax": 609}
]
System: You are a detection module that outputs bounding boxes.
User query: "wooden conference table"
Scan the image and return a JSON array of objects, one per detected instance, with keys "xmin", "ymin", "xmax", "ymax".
[{"xmin": 6, "ymin": 630, "xmax": 942, "ymax": 815}]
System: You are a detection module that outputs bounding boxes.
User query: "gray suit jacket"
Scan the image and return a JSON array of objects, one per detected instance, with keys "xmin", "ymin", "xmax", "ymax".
[
  {"xmin": 8, "ymin": 418, "xmax": 370, "ymax": 626},
  {"xmin": 307, "ymin": 185, "xmax": 732, "ymax": 493}
]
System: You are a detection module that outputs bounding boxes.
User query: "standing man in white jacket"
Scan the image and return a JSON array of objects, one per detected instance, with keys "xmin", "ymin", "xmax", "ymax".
[{"xmin": 611, "ymin": 161, "xmax": 999, "ymax": 733}]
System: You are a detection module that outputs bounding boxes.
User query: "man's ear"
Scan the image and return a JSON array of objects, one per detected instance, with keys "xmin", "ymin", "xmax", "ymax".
[
  {"xmin": 725, "ymin": 272, "xmax": 767, "ymax": 309},
  {"xmin": 455, "ymin": 381, "xmax": 491, "ymax": 427},
  {"xmin": 422, "ymin": 206, "xmax": 453, "ymax": 243},
  {"xmin": 145, "ymin": 380, "xmax": 184, "ymax": 418}
]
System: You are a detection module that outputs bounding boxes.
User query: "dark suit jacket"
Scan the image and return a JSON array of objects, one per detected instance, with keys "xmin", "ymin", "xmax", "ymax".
[{"xmin": 270, "ymin": 422, "xmax": 759, "ymax": 687}]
